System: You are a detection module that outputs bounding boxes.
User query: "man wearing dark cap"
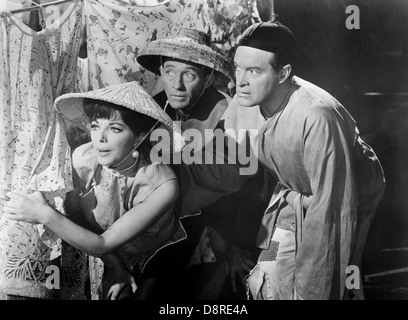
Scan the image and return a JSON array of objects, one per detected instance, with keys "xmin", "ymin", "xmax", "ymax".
[{"xmin": 178, "ymin": 21, "xmax": 385, "ymax": 300}]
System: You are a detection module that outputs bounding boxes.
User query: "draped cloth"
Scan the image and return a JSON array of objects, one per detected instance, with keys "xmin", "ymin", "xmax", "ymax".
[
  {"xmin": 81, "ymin": 0, "xmax": 261, "ymax": 93},
  {"xmin": 0, "ymin": 1, "xmax": 87, "ymax": 299}
]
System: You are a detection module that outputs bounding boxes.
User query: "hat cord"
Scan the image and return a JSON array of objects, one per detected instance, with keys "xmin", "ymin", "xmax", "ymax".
[{"xmin": 108, "ymin": 120, "xmax": 160, "ymax": 170}]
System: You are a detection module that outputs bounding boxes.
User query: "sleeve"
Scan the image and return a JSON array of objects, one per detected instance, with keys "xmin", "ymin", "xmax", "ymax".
[
  {"xmin": 176, "ymin": 98, "xmax": 260, "ymax": 217},
  {"xmin": 65, "ymin": 143, "xmax": 100, "ymax": 232},
  {"xmin": 176, "ymin": 121, "xmax": 256, "ymax": 217},
  {"xmin": 131, "ymin": 163, "xmax": 178, "ymax": 208},
  {"xmin": 202, "ymin": 168, "xmax": 270, "ymax": 250},
  {"xmin": 294, "ymin": 107, "xmax": 359, "ymax": 300},
  {"xmin": 71, "ymin": 142, "xmax": 98, "ymax": 193}
]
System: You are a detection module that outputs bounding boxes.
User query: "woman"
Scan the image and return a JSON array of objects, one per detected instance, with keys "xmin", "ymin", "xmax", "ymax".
[{"xmin": 0, "ymin": 81, "xmax": 186, "ymax": 299}]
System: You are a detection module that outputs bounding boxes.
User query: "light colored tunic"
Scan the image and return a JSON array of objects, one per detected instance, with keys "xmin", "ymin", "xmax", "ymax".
[
  {"xmin": 177, "ymin": 76, "xmax": 385, "ymax": 299},
  {"xmin": 257, "ymin": 76, "xmax": 385, "ymax": 299},
  {"xmin": 73, "ymin": 142, "xmax": 186, "ymax": 299}
]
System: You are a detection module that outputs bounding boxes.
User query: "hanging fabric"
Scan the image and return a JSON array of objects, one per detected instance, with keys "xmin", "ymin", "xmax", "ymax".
[
  {"xmin": 0, "ymin": 0, "xmax": 33, "ymax": 26},
  {"xmin": 0, "ymin": 0, "xmax": 87, "ymax": 300},
  {"xmin": 9, "ymin": 0, "xmax": 76, "ymax": 14},
  {"xmin": 81, "ymin": 0, "xmax": 261, "ymax": 94}
]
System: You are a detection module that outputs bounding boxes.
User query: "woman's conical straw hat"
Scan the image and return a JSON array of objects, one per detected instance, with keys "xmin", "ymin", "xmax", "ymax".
[{"xmin": 54, "ymin": 81, "xmax": 184, "ymax": 153}]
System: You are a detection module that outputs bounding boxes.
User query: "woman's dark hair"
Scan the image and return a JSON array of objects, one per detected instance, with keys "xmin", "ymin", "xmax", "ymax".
[{"xmin": 83, "ymin": 98, "xmax": 157, "ymax": 158}]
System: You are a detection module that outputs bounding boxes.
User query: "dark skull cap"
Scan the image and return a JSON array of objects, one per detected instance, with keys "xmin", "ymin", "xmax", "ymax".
[{"xmin": 237, "ymin": 22, "xmax": 297, "ymax": 66}]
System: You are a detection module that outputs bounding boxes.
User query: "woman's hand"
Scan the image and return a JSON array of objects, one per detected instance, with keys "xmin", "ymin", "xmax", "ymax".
[
  {"xmin": 101, "ymin": 253, "xmax": 137, "ymax": 300},
  {"xmin": 1, "ymin": 191, "xmax": 50, "ymax": 224}
]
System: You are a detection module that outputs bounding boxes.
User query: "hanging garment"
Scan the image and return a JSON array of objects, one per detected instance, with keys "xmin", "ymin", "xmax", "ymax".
[
  {"xmin": 82, "ymin": 0, "xmax": 261, "ymax": 93},
  {"xmin": 0, "ymin": 1, "xmax": 87, "ymax": 300}
]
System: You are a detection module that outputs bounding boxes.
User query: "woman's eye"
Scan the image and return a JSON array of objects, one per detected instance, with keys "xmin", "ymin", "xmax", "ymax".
[
  {"xmin": 90, "ymin": 123, "xmax": 99, "ymax": 130},
  {"xmin": 110, "ymin": 127, "xmax": 121, "ymax": 133}
]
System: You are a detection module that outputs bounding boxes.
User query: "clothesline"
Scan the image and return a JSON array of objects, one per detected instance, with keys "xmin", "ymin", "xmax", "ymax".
[{"xmin": 10, "ymin": 0, "xmax": 77, "ymax": 14}]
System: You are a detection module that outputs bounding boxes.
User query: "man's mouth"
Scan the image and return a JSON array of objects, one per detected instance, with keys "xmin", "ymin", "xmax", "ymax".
[{"xmin": 171, "ymin": 95, "xmax": 186, "ymax": 100}]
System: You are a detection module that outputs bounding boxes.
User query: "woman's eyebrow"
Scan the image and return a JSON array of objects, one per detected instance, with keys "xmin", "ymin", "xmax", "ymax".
[{"xmin": 108, "ymin": 120, "xmax": 126, "ymax": 126}]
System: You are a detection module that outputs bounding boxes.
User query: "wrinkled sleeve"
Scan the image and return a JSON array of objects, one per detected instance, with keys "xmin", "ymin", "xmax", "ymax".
[
  {"xmin": 176, "ymin": 99, "xmax": 262, "ymax": 217},
  {"xmin": 177, "ymin": 146, "xmax": 253, "ymax": 217},
  {"xmin": 176, "ymin": 114, "xmax": 257, "ymax": 216},
  {"xmin": 294, "ymin": 107, "xmax": 358, "ymax": 300}
]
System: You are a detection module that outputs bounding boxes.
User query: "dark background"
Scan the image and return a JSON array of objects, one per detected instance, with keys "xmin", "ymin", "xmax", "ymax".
[{"xmin": 273, "ymin": 0, "xmax": 408, "ymax": 299}]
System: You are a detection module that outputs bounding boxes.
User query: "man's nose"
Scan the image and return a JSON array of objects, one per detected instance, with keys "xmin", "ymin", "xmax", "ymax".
[
  {"xmin": 172, "ymin": 74, "xmax": 184, "ymax": 90},
  {"xmin": 236, "ymin": 71, "xmax": 248, "ymax": 87}
]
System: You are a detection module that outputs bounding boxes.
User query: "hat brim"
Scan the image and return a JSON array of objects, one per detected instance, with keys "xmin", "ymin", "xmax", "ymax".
[
  {"xmin": 137, "ymin": 37, "xmax": 233, "ymax": 85},
  {"xmin": 54, "ymin": 82, "xmax": 184, "ymax": 152}
]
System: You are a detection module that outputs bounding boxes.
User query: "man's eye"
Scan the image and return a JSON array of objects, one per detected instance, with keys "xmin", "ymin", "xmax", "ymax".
[
  {"xmin": 183, "ymin": 73, "xmax": 197, "ymax": 81},
  {"xmin": 164, "ymin": 70, "xmax": 175, "ymax": 76},
  {"xmin": 249, "ymin": 70, "xmax": 260, "ymax": 76}
]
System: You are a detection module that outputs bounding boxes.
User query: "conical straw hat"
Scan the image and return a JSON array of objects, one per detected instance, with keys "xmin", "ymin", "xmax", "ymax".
[
  {"xmin": 137, "ymin": 28, "xmax": 234, "ymax": 86},
  {"xmin": 54, "ymin": 81, "xmax": 184, "ymax": 153}
]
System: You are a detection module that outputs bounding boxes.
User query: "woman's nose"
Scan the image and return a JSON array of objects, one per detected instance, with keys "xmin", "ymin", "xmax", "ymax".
[{"xmin": 97, "ymin": 129, "xmax": 108, "ymax": 142}]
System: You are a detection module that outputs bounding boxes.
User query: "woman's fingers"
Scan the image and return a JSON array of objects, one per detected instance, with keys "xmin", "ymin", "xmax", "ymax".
[
  {"xmin": 28, "ymin": 191, "xmax": 46, "ymax": 204},
  {"xmin": 3, "ymin": 193, "xmax": 23, "ymax": 210},
  {"xmin": 130, "ymin": 277, "xmax": 137, "ymax": 293},
  {"xmin": 6, "ymin": 191, "xmax": 26, "ymax": 202},
  {"xmin": 2, "ymin": 212, "xmax": 19, "ymax": 220}
]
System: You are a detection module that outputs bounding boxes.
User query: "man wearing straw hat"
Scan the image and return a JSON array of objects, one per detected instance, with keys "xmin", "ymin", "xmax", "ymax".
[{"xmin": 130, "ymin": 28, "xmax": 268, "ymax": 299}]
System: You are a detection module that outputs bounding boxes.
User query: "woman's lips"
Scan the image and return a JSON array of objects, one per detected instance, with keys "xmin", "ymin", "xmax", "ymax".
[{"xmin": 97, "ymin": 149, "xmax": 111, "ymax": 156}]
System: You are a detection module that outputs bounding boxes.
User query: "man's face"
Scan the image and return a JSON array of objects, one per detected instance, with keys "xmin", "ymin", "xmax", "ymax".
[
  {"xmin": 234, "ymin": 46, "xmax": 281, "ymax": 109},
  {"xmin": 160, "ymin": 58, "xmax": 209, "ymax": 110}
]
